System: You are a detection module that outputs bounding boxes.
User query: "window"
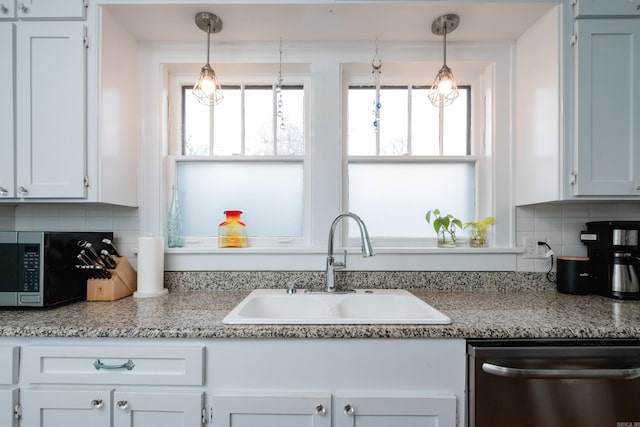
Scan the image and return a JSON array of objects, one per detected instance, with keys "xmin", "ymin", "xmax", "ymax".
[
  {"xmin": 177, "ymin": 83, "xmax": 307, "ymax": 245},
  {"xmin": 346, "ymin": 85, "xmax": 474, "ymax": 241}
]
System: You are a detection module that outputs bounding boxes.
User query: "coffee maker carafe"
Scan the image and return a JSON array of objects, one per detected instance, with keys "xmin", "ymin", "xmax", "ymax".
[{"xmin": 581, "ymin": 221, "xmax": 640, "ymax": 300}]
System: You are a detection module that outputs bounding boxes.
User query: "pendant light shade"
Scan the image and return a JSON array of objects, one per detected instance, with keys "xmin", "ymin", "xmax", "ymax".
[
  {"xmin": 428, "ymin": 14, "xmax": 460, "ymax": 108},
  {"xmin": 193, "ymin": 12, "xmax": 224, "ymax": 106}
]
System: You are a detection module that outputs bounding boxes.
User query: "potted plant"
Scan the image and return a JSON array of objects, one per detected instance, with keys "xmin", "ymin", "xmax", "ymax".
[
  {"xmin": 464, "ymin": 216, "xmax": 495, "ymax": 248},
  {"xmin": 425, "ymin": 209, "xmax": 462, "ymax": 247}
]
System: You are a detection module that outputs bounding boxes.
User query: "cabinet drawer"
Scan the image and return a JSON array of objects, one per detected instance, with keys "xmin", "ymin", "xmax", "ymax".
[
  {"xmin": 0, "ymin": 347, "xmax": 19, "ymax": 385},
  {"xmin": 575, "ymin": 0, "xmax": 640, "ymax": 17},
  {"xmin": 22, "ymin": 345, "xmax": 204, "ymax": 386}
]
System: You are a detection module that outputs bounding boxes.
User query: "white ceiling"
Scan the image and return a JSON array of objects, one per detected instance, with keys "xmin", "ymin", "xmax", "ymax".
[{"xmin": 105, "ymin": 2, "xmax": 556, "ymax": 43}]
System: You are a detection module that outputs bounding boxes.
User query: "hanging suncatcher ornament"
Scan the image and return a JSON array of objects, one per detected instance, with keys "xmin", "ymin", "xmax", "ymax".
[{"xmin": 371, "ymin": 38, "xmax": 382, "ymax": 133}]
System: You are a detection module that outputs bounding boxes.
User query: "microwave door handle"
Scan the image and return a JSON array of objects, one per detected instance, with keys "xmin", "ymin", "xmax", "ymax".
[{"xmin": 482, "ymin": 362, "xmax": 640, "ymax": 380}]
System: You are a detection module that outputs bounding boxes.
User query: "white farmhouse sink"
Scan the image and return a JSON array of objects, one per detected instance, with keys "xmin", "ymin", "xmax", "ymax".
[{"xmin": 223, "ymin": 289, "xmax": 451, "ymax": 325}]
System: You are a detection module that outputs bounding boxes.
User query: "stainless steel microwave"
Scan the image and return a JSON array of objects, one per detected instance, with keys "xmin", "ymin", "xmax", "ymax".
[{"xmin": 0, "ymin": 231, "xmax": 113, "ymax": 308}]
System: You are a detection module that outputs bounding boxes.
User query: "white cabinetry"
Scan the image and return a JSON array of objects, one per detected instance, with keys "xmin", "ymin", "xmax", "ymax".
[
  {"xmin": 213, "ymin": 393, "xmax": 456, "ymax": 427},
  {"xmin": 213, "ymin": 393, "xmax": 332, "ymax": 427},
  {"xmin": 20, "ymin": 344, "xmax": 206, "ymax": 427},
  {"xmin": 15, "ymin": 21, "xmax": 87, "ymax": 198},
  {"xmin": 572, "ymin": 17, "xmax": 640, "ymax": 196},
  {"xmin": 0, "ymin": 346, "xmax": 19, "ymax": 427},
  {"xmin": 0, "ymin": 0, "xmax": 88, "ymax": 200},
  {"xmin": 0, "ymin": 22, "xmax": 13, "ymax": 198},
  {"xmin": 574, "ymin": 0, "xmax": 640, "ymax": 17},
  {"xmin": 208, "ymin": 339, "xmax": 465, "ymax": 427}
]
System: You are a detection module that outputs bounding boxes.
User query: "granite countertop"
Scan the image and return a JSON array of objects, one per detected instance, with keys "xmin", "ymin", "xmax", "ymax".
[{"xmin": 1, "ymin": 288, "xmax": 639, "ymax": 339}]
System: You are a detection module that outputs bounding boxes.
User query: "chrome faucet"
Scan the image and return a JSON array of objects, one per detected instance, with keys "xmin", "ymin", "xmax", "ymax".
[{"xmin": 324, "ymin": 212, "xmax": 374, "ymax": 292}]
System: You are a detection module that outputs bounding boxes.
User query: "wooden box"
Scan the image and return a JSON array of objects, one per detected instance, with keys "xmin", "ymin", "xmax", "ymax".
[{"xmin": 87, "ymin": 256, "xmax": 137, "ymax": 301}]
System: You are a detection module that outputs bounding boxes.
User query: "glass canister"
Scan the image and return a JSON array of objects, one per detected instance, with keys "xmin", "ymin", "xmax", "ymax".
[
  {"xmin": 218, "ymin": 210, "xmax": 248, "ymax": 248},
  {"xmin": 167, "ymin": 184, "xmax": 184, "ymax": 248}
]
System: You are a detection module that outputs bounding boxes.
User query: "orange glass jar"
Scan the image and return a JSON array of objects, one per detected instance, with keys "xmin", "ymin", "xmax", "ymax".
[{"xmin": 218, "ymin": 210, "xmax": 248, "ymax": 248}]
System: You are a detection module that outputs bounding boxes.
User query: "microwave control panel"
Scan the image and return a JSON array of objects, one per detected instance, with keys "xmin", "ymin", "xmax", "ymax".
[{"xmin": 19, "ymin": 244, "xmax": 40, "ymax": 292}]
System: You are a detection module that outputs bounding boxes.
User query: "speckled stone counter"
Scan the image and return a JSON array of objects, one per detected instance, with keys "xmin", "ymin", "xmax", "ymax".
[{"xmin": 1, "ymin": 286, "xmax": 639, "ymax": 339}]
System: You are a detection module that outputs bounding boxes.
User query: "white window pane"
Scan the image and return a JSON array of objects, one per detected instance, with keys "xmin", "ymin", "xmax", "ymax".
[
  {"xmin": 348, "ymin": 88, "xmax": 376, "ymax": 155},
  {"xmin": 178, "ymin": 162, "xmax": 303, "ymax": 237},
  {"xmin": 443, "ymin": 88, "xmax": 469, "ymax": 155},
  {"xmin": 245, "ymin": 87, "xmax": 274, "ymax": 155},
  {"xmin": 411, "ymin": 88, "xmax": 440, "ymax": 155},
  {"xmin": 213, "ymin": 87, "xmax": 242, "ymax": 156},
  {"xmin": 348, "ymin": 162, "xmax": 475, "ymax": 238},
  {"xmin": 183, "ymin": 87, "xmax": 211, "ymax": 155},
  {"xmin": 379, "ymin": 88, "xmax": 408, "ymax": 155},
  {"xmin": 277, "ymin": 87, "xmax": 305, "ymax": 155}
]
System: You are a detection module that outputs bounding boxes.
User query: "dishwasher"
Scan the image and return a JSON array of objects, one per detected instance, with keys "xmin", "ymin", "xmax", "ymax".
[{"xmin": 467, "ymin": 340, "xmax": 640, "ymax": 427}]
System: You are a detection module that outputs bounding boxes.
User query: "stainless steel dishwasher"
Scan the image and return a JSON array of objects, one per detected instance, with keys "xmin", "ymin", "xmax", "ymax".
[{"xmin": 468, "ymin": 340, "xmax": 640, "ymax": 427}]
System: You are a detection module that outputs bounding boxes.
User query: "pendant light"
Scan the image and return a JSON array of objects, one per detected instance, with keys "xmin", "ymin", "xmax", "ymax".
[
  {"xmin": 428, "ymin": 14, "xmax": 460, "ymax": 108},
  {"xmin": 193, "ymin": 12, "xmax": 224, "ymax": 106}
]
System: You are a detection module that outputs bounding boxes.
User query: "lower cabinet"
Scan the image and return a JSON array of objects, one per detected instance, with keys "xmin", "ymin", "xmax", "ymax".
[
  {"xmin": 20, "ymin": 389, "xmax": 204, "ymax": 427},
  {"xmin": 213, "ymin": 394, "xmax": 332, "ymax": 427},
  {"xmin": 0, "ymin": 387, "xmax": 19, "ymax": 427},
  {"xmin": 213, "ymin": 393, "xmax": 456, "ymax": 427}
]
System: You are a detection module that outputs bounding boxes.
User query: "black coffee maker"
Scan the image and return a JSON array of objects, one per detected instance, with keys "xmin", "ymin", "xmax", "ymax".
[{"xmin": 581, "ymin": 221, "xmax": 640, "ymax": 300}]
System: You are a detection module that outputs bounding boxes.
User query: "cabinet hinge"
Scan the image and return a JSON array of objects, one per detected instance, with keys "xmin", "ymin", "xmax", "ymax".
[
  {"xmin": 202, "ymin": 406, "xmax": 213, "ymax": 424},
  {"xmin": 83, "ymin": 36, "xmax": 89, "ymax": 49},
  {"xmin": 570, "ymin": 172, "xmax": 577, "ymax": 185},
  {"xmin": 570, "ymin": 32, "xmax": 577, "ymax": 47},
  {"xmin": 84, "ymin": 175, "xmax": 90, "ymax": 187},
  {"xmin": 13, "ymin": 404, "xmax": 21, "ymax": 420}
]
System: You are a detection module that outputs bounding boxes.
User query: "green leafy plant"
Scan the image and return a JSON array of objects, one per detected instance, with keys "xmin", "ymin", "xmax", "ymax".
[
  {"xmin": 425, "ymin": 209, "xmax": 462, "ymax": 247},
  {"xmin": 463, "ymin": 216, "xmax": 495, "ymax": 247}
]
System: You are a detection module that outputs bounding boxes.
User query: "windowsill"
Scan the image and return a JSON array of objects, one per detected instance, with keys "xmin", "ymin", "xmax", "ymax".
[{"xmin": 163, "ymin": 246, "xmax": 524, "ymax": 271}]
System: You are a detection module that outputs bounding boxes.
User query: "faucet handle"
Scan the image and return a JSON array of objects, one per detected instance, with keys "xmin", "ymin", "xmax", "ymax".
[{"xmin": 334, "ymin": 250, "xmax": 347, "ymax": 269}]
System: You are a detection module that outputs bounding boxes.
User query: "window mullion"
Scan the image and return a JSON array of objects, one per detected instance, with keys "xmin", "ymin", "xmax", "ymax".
[
  {"xmin": 241, "ymin": 84, "xmax": 246, "ymax": 155},
  {"xmin": 438, "ymin": 105, "xmax": 444, "ymax": 156},
  {"xmin": 407, "ymin": 86, "xmax": 412, "ymax": 155},
  {"xmin": 272, "ymin": 84, "xmax": 278, "ymax": 155}
]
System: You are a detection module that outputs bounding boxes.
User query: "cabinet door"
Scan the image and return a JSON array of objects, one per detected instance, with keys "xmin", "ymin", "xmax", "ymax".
[
  {"xmin": 0, "ymin": 22, "xmax": 13, "ymax": 198},
  {"xmin": 574, "ymin": 19, "xmax": 640, "ymax": 196},
  {"xmin": 213, "ymin": 394, "xmax": 332, "ymax": 427},
  {"xmin": 575, "ymin": 0, "xmax": 640, "ymax": 18},
  {"xmin": 16, "ymin": 0, "xmax": 85, "ymax": 20},
  {"xmin": 113, "ymin": 391, "xmax": 204, "ymax": 427},
  {"xmin": 15, "ymin": 21, "xmax": 87, "ymax": 198},
  {"xmin": 334, "ymin": 394, "xmax": 457, "ymax": 427},
  {"xmin": 20, "ymin": 388, "xmax": 112, "ymax": 427},
  {"xmin": 0, "ymin": 388, "xmax": 19, "ymax": 427}
]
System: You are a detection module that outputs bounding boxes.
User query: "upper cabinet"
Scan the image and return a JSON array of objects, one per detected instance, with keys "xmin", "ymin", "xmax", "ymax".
[
  {"xmin": 572, "ymin": 17, "xmax": 640, "ymax": 196},
  {"xmin": 574, "ymin": 0, "xmax": 640, "ymax": 18},
  {"xmin": 515, "ymin": 0, "xmax": 640, "ymax": 205},
  {"xmin": 0, "ymin": 1, "xmax": 88, "ymax": 200},
  {"xmin": 0, "ymin": 0, "xmax": 138, "ymax": 206}
]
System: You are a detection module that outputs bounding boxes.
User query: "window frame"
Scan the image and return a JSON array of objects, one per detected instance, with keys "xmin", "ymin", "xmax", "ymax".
[{"xmin": 147, "ymin": 41, "xmax": 519, "ymax": 272}]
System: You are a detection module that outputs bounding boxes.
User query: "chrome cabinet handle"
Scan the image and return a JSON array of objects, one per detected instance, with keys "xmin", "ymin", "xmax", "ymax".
[
  {"xmin": 93, "ymin": 359, "xmax": 136, "ymax": 371},
  {"xmin": 0, "ymin": 187, "xmax": 7, "ymax": 196},
  {"xmin": 482, "ymin": 362, "xmax": 640, "ymax": 380},
  {"xmin": 17, "ymin": 186, "xmax": 28, "ymax": 196},
  {"xmin": 91, "ymin": 399, "xmax": 103, "ymax": 409},
  {"xmin": 315, "ymin": 404, "xmax": 326, "ymax": 415},
  {"xmin": 343, "ymin": 404, "xmax": 354, "ymax": 415},
  {"xmin": 0, "ymin": 4, "xmax": 9, "ymax": 14},
  {"xmin": 18, "ymin": 3, "xmax": 28, "ymax": 13},
  {"xmin": 117, "ymin": 400, "xmax": 128, "ymax": 410}
]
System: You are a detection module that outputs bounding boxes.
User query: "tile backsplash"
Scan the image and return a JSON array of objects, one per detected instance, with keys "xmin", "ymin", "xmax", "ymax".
[
  {"xmin": 516, "ymin": 202, "xmax": 640, "ymax": 272},
  {"xmin": 2, "ymin": 201, "xmax": 638, "ymax": 272}
]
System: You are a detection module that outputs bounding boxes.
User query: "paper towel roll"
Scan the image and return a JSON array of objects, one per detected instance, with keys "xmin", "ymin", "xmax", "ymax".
[{"xmin": 134, "ymin": 235, "xmax": 168, "ymax": 298}]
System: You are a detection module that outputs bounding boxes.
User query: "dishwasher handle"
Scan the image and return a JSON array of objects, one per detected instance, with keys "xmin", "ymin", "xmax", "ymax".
[{"xmin": 482, "ymin": 362, "xmax": 640, "ymax": 380}]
